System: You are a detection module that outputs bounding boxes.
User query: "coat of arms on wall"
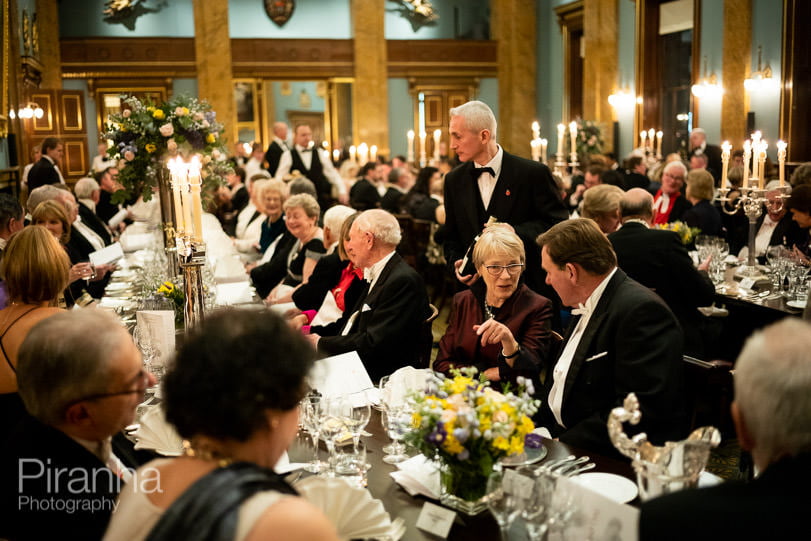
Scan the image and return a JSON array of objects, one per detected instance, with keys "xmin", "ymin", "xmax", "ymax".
[{"xmin": 264, "ymin": 0, "xmax": 295, "ymax": 27}]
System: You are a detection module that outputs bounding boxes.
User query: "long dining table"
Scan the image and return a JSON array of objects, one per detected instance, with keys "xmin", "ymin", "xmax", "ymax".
[{"xmin": 287, "ymin": 409, "xmax": 635, "ymax": 540}]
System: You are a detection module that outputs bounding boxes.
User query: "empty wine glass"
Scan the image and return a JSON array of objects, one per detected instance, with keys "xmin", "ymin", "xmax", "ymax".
[
  {"xmin": 487, "ymin": 469, "xmax": 523, "ymax": 541},
  {"xmin": 132, "ymin": 326, "xmax": 156, "ymax": 395},
  {"xmin": 517, "ymin": 467, "xmax": 554, "ymax": 541},
  {"xmin": 345, "ymin": 391, "xmax": 371, "ymax": 451},
  {"xmin": 320, "ymin": 396, "xmax": 349, "ymax": 475},
  {"xmin": 301, "ymin": 394, "xmax": 327, "ymax": 474},
  {"xmin": 381, "ymin": 405, "xmax": 411, "ymax": 464}
]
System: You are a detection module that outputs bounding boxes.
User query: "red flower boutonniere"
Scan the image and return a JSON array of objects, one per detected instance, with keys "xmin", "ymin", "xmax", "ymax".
[{"xmin": 505, "ymin": 189, "xmax": 511, "ymax": 196}]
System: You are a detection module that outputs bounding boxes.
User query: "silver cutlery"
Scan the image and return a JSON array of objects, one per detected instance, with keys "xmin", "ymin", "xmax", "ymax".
[{"xmin": 554, "ymin": 455, "xmax": 590, "ymax": 475}]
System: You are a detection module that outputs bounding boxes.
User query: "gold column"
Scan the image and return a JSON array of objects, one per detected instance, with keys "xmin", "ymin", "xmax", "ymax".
[
  {"xmin": 722, "ymin": 0, "xmax": 751, "ymax": 144},
  {"xmin": 492, "ymin": 0, "xmax": 537, "ymax": 157},
  {"xmin": 351, "ymin": 0, "xmax": 389, "ymax": 156},
  {"xmin": 192, "ymin": 0, "xmax": 234, "ymax": 145},
  {"xmin": 36, "ymin": 0, "xmax": 61, "ymax": 89},
  {"xmin": 583, "ymin": 0, "xmax": 617, "ymax": 153}
]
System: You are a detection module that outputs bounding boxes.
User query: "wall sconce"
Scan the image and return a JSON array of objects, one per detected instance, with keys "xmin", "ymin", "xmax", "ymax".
[
  {"xmin": 744, "ymin": 45, "xmax": 779, "ymax": 92},
  {"xmin": 691, "ymin": 56, "xmax": 724, "ymax": 99},
  {"xmin": 607, "ymin": 89, "xmax": 639, "ymax": 110},
  {"xmin": 10, "ymin": 102, "xmax": 44, "ymax": 120}
]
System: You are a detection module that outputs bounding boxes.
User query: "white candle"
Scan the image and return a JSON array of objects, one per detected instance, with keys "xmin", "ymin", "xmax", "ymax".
[
  {"xmin": 647, "ymin": 129, "xmax": 655, "ymax": 153},
  {"xmin": 530, "ymin": 139, "xmax": 540, "ymax": 161},
  {"xmin": 358, "ymin": 143, "xmax": 369, "ymax": 166},
  {"xmin": 370, "ymin": 145, "xmax": 378, "ymax": 163},
  {"xmin": 406, "ymin": 130, "xmax": 415, "ymax": 164},
  {"xmin": 569, "ymin": 121, "xmax": 578, "ymax": 157},
  {"xmin": 349, "ymin": 145, "xmax": 357, "ymax": 163},
  {"xmin": 557, "ymin": 124, "xmax": 565, "ymax": 158},
  {"xmin": 188, "ymin": 155, "xmax": 204, "ymax": 243},
  {"xmin": 640, "ymin": 130, "xmax": 647, "ymax": 151},
  {"xmin": 758, "ymin": 140, "xmax": 768, "ymax": 188},
  {"xmin": 742, "ymin": 140, "xmax": 751, "ymax": 189},
  {"xmin": 531, "ymin": 121, "xmax": 540, "ymax": 141},
  {"xmin": 168, "ymin": 158, "xmax": 185, "ymax": 235},
  {"xmin": 777, "ymin": 140, "xmax": 787, "ymax": 186},
  {"xmin": 433, "ymin": 129, "xmax": 441, "ymax": 163},
  {"xmin": 180, "ymin": 162, "xmax": 194, "ymax": 240},
  {"xmin": 540, "ymin": 138, "xmax": 548, "ymax": 164},
  {"xmin": 419, "ymin": 131, "xmax": 427, "ymax": 165},
  {"xmin": 720, "ymin": 141, "xmax": 731, "ymax": 188},
  {"xmin": 332, "ymin": 149, "xmax": 340, "ymax": 163},
  {"xmin": 656, "ymin": 131, "xmax": 663, "ymax": 157}
]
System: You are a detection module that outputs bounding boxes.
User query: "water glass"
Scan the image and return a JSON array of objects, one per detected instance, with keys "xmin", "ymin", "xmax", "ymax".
[
  {"xmin": 334, "ymin": 440, "xmax": 368, "ymax": 487},
  {"xmin": 487, "ymin": 469, "xmax": 523, "ymax": 541},
  {"xmin": 381, "ymin": 406, "xmax": 411, "ymax": 464},
  {"xmin": 301, "ymin": 394, "xmax": 327, "ymax": 474}
]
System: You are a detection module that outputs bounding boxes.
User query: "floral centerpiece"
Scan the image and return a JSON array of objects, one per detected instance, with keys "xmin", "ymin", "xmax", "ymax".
[
  {"xmin": 405, "ymin": 368, "xmax": 540, "ymax": 515},
  {"xmin": 104, "ymin": 94, "xmax": 231, "ymax": 204},
  {"xmin": 654, "ymin": 221, "xmax": 701, "ymax": 245},
  {"xmin": 575, "ymin": 119, "xmax": 605, "ymax": 161}
]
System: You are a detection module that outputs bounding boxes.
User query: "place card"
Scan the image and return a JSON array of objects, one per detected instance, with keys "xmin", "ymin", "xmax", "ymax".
[
  {"xmin": 89, "ymin": 242, "xmax": 124, "ymax": 266},
  {"xmin": 136, "ymin": 310, "xmax": 176, "ymax": 366},
  {"xmin": 739, "ymin": 277, "xmax": 756, "ymax": 291},
  {"xmin": 416, "ymin": 501, "xmax": 456, "ymax": 538},
  {"xmin": 553, "ymin": 475, "xmax": 639, "ymax": 541}
]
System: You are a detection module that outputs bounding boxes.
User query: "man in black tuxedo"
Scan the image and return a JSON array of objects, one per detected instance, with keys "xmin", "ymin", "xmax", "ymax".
[
  {"xmin": 689, "ymin": 127, "xmax": 722, "ymax": 182},
  {"xmin": 640, "ymin": 318, "xmax": 811, "ymax": 540},
  {"xmin": 26, "ymin": 137, "xmax": 64, "ymax": 192},
  {"xmin": 737, "ymin": 180, "xmax": 804, "ymax": 260},
  {"xmin": 275, "ymin": 123, "xmax": 348, "ymax": 210},
  {"xmin": 308, "ymin": 209, "xmax": 431, "ymax": 381},
  {"xmin": 380, "ymin": 166, "xmax": 414, "ymax": 214},
  {"xmin": 350, "ymin": 162, "xmax": 382, "ymax": 211},
  {"xmin": 264, "ymin": 121, "xmax": 289, "ymax": 177},
  {"xmin": 443, "ymin": 100, "xmax": 568, "ymax": 294},
  {"xmin": 74, "ymin": 177, "xmax": 114, "ymax": 246},
  {"xmin": 609, "ymin": 188, "xmax": 715, "ymax": 357},
  {"xmin": 0, "ymin": 310, "xmax": 155, "ymax": 540},
  {"xmin": 95, "ymin": 166, "xmax": 130, "ymax": 231},
  {"xmin": 537, "ymin": 219, "xmax": 686, "ymax": 457}
]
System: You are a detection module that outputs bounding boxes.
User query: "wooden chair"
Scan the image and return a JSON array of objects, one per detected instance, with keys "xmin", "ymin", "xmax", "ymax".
[
  {"xmin": 394, "ymin": 214, "xmax": 417, "ymax": 268},
  {"xmin": 683, "ymin": 355, "xmax": 734, "ymax": 434}
]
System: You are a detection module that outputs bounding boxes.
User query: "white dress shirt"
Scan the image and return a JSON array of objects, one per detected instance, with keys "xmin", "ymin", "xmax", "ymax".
[
  {"xmin": 548, "ymin": 267, "xmax": 618, "ymax": 427},
  {"xmin": 275, "ymin": 146, "xmax": 347, "ymax": 195},
  {"xmin": 474, "ymin": 145, "xmax": 504, "ymax": 210},
  {"xmin": 340, "ymin": 250, "xmax": 395, "ymax": 336},
  {"xmin": 755, "ymin": 215, "xmax": 779, "ymax": 256}
]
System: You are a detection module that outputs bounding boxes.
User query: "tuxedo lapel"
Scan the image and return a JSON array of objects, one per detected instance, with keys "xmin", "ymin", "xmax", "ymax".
[
  {"xmin": 363, "ymin": 254, "xmax": 400, "ymax": 308},
  {"xmin": 487, "ymin": 153, "xmax": 515, "ymax": 217},
  {"xmin": 459, "ymin": 162, "xmax": 483, "ymax": 232}
]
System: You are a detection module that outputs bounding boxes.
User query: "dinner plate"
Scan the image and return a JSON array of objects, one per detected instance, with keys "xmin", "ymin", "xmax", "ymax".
[
  {"xmin": 571, "ymin": 472, "xmax": 638, "ymax": 503},
  {"xmin": 787, "ymin": 300, "xmax": 807, "ymax": 309},
  {"xmin": 500, "ymin": 445, "xmax": 548, "ymax": 467}
]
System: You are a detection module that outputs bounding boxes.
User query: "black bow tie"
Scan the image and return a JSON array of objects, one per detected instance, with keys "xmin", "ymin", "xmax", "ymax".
[
  {"xmin": 299, "ymin": 148, "xmax": 313, "ymax": 153},
  {"xmin": 471, "ymin": 166, "xmax": 496, "ymax": 179}
]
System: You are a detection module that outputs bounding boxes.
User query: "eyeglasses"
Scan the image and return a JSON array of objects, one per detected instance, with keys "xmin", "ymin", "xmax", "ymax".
[
  {"xmin": 483, "ymin": 263, "xmax": 525, "ymax": 276},
  {"xmin": 63, "ymin": 370, "xmax": 151, "ymax": 410}
]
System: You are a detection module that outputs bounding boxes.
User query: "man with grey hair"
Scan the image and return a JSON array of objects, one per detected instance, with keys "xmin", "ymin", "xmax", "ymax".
[
  {"xmin": 640, "ymin": 318, "xmax": 811, "ymax": 539},
  {"xmin": 741, "ymin": 180, "xmax": 803, "ymax": 259},
  {"xmin": 74, "ymin": 176, "xmax": 114, "ymax": 246},
  {"xmin": 0, "ymin": 310, "xmax": 154, "ymax": 540},
  {"xmin": 264, "ymin": 121, "xmax": 289, "ymax": 177},
  {"xmin": 309, "ymin": 209, "xmax": 431, "ymax": 380},
  {"xmin": 653, "ymin": 160, "xmax": 691, "ymax": 224},
  {"xmin": 688, "ymin": 127, "xmax": 722, "ymax": 181},
  {"xmin": 443, "ymin": 100, "xmax": 568, "ymax": 297},
  {"xmin": 380, "ymin": 166, "xmax": 414, "ymax": 214}
]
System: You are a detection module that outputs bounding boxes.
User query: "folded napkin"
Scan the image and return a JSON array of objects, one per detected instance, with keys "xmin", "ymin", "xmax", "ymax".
[
  {"xmin": 133, "ymin": 405, "xmax": 184, "ymax": 456},
  {"xmin": 120, "ymin": 233, "xmax": 153, "ymax": 253},
  {"xmin": 390, "ymin": 454, "xmax": 440, "ymax": 500},
  {"xmin": 215, "ymin": 282, "xmax": 256, "ymax": 306},
  {"xmin": 213, "ymin": 256, "xmax": 249, "ymax": 284},
  {"xmin": 382, "ymin": 367, "xmax": 433, "ymax": 407}
]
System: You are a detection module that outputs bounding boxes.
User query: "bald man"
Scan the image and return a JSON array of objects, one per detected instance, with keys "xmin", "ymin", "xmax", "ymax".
[{"xmin": 264, "ymin": 121, "xmax": 290, "ymax": 177}]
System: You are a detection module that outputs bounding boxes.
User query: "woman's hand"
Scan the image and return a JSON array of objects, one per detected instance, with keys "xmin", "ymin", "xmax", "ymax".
[
  {"xmin": 68, "ymin": 262, "xmax": 93, "ymax": 283},
  {"xmin": 473, "ymin": 319, "xmax": 519, "ymax": 359}
]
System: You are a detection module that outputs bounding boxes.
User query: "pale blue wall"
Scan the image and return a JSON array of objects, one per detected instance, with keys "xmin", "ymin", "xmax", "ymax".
[
  {"xmin": 385, "ymin": 0, "xmax": 489, "ymax": 39},
  {"xmin": 749, "ymin": 0, "xmax": 782, "ymax": 160},
  {"xmin": 60, "ymin": 0, "xmax": 194, "ymax": 37},
  {"xmin": 615, "ymin": 0, "xmax": 636, "ymax": 160},
  {"xmin": 478, "ymin": 78, "xmax": 498, "ymax": 120},
  {"xmin": 270, "ymin": 82, "xmax": 325, "ymax": 125},
  {"xmin": 537, "ymin": 0, "xmax": 567, "ymax": 160},
  {"xmin": 388, "ymin": 78, "xmax": 412, "ymax": 157},
  {"xmin": 172, "ymin": 78, "xmax": 198, "ymax": 99},
  {"xmin": 695, "ymin": 0, "xmax": 723, "ymax": 145},
  {"xmin": 228, "ymin": 0, "xmax": 351, "ymax": 39},
  {"xmin": 61, "ymin": 80, "xmax": 99, "ymax": 151}
]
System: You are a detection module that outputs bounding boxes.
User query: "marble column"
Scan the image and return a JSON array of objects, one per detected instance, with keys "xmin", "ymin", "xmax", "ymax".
[
  {"xmin": 722, "ymin": 0, "xmax": 751, "ymax": 144},
  {"xmin": 583, "ymin": 0, "xmax": 618, "ymax": 154},
  {"xmin": 351, "ymin": 0, "xmax": 389, "ymax": 157},
  {"xmin": 36, "ymin": 0, "xmax": 61, "ymax": 89},
  {"xmin": 192, "ymin": 0, "xmax": 235, "ymax": 145},
  {"xmin": 492, "ymin": 0, "xmax": 537, "ymax": 158}
]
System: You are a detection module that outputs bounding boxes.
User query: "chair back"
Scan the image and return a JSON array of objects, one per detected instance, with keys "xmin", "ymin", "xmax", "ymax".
[{"xmin": 683, "ymin": 355, "xmax": 734, "ymax": 434}]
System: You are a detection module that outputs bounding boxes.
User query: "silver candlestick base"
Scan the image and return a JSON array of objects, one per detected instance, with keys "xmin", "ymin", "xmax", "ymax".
[{"xmin": 177, "ymin": 238, "xmax": 207, "ymax": 329}]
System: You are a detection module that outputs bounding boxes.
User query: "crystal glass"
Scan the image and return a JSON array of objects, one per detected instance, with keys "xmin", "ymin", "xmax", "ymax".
[
  {"xmin": 320, "ymin": 396, "xmax": 349, "ymax": 475},
  {"xmin": 381, "ymin": 406, "xmax": 411, "ymax": 464},
  {"xmin": 301, "ymin": 394, "xmax": 327, "ymax": 473},
  {"xmin": 345, "ymin": 392, "xmax": 371, "ymax": 451},
  {"xmin": 486, "ymin": 469, "xmax": 522, "ymax": 541}
]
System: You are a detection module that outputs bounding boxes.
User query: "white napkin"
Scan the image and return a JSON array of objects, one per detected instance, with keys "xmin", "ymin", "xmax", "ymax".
[
  {"xmin": 120, "ymin": 233, "xmax": 153, "ymax": 252},
  {"xmin": 382, "ymin": 367, "xmax": 433, "ymax": 407},
  {"xmin": 133, "ymin": 405, "xmax": 184, "ymax": 456},
  {"xmin": 390, "ymin": 454, "xmax": 440, "ymax": 500},
  {"xmin": 213, "ymin": 255, "xmax": 249, "ymax": 283},
  {"xmin": 273, "ymin": 451, "xmax": 307, "ymax": 474},
  {"xmin": 215, "ymin": 282, "xmax": 256, "ymax": 305}
]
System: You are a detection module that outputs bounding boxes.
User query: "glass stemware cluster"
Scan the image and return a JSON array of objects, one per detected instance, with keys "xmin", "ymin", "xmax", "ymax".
[
  {"xmin": 378, "ymin": 375, "xmax": 414, "ymax": 464},
  {"xmin": 694, "ymin": 235, "xmax": 730, "ymax": 285},
  {"xmin": 766, "ymin": 245, "xmax": 809, "ymax": 301}
]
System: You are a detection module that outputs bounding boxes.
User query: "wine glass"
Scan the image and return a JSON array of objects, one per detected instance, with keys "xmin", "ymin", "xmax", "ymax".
[
  {"xmin": 487, "ymin": 469, "xmax": 523, "ymax": 541},
  {"xmin": 345, "ymin": 391, "xmax": 371, "ymax": 451},
  {"xmin": 517, "ymin": 467, "xmax": 554, "ymax": 541},
  {"xmin": 320, "ymin": 396, "xmax": 349, "ymax": 475},
  {"xmin": 301, "ymin": 394, "xmax": 327, "ymax": 474},
  {"xmin": 381, "ymin": 405, "xmax": 411, "ymax": 464},
  {"xmin": 378, "ymin": 376, "xmax": 397, "ymax": 454},
  {"xmin": 132, "ymin": 326, "xmax": 156, "ymax": 395}
]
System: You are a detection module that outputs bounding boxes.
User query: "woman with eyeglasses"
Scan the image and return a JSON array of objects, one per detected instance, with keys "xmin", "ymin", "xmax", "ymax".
[{"xmin": 434, "ymin": 225, "xmax": 552, "ymax": 389}]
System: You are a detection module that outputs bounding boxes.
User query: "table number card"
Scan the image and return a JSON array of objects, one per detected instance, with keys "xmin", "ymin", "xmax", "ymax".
[{"xmin": 416, "ymin": 501, "xmax": 456, "ymax": 538}]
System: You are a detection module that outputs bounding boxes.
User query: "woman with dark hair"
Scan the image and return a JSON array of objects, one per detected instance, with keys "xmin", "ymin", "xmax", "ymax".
[
  {"xmin": 787, "ymin": 184, "xmax": 811, "ymax": 262},
  {"xmin": 404, "ymin": 167, "xmax": 445, "ymax": 223},
  {"xmin": 105, "ymin": 309, "xmax": 338, "ymax": 541}
]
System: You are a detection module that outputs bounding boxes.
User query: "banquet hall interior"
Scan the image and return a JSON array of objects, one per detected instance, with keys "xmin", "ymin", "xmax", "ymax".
[{"xmin": 1, "ymin": 0, "xmax": 810, "ymax": 540}]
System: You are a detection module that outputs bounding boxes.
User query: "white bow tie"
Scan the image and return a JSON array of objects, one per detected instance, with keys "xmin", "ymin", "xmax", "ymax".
[{"xmin": 571, "ymin": 303, "xmax": 589, "ymax": 317}]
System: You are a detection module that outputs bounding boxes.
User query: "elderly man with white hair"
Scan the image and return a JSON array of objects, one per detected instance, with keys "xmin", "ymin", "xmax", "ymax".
[
  {"xmin": 640, "ymin": 317, "xmax": 811, "ymax": 539},
  {"xmin": 308, "ymin": 209, "xmax": 431, "ymax": 381},
  {"xmin": 688, "ymin": 127, "xmax": 722, "ymax": 182},
  {"xmin": 74, "ymin": 176, "xmax": 113, "ymax": 246}
]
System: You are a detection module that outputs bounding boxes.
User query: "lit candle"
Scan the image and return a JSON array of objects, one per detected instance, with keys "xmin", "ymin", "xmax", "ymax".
[
  {"xmin": 531, "ymin": 121, "xmax": 540, "ymax": 141},
  {"xmin": 419, "ymin": 131, "xmax": 427, "ymax": 165},
  {"xmin": 406, "ymin": 130, "xmax": 415, "ymax": 164},
  {"xmin": 530, "ymin": 139, "xmax": 540, "ymax": 161},
  {"xmin": 640, "ymin": 130, "xmax": 647, "ymax": 151},
  {"xmin": 187, "ymin": 156, "xmax": 204, "ymax": 243},
  {"xmin": 758, "ymin": 140, "xmax": 768, "ymax": 189},
  {"xmin": 557, "ymin": 124, "xmax": 565, "ymax": 158},
  {"xmin": 540, "ymin": 138, "xmax": 548, "ymax": 164},
  {"xmin": 777, "ymin": 140, "xmax": 787, "ymax": 186},
  {"xmin": 168, "ymin": 158, "xmax": 185, "ymax": 235},
  {"xmin": 180, "ymin": 161, "xmax": 194, "ymax": 240},
  {"xmin": 349, "ymin": 145, "xmax": 357, "ymax": 163},
  {"xmin": 656, "ymin": 131, "xmax": 663, "ymax": 158},
  {"xmin": 720, "ymin": 141, "xmax": 731, "ymax": 188},
  {"xmin": 358, "ymin": 143, "xmax": 369, "ymax": 166},
  {"xmin": 370, "ymin": 144, "xmax": 378, "ymax": 163},
  {"xmin": 433, "ymin": 129, "xmax": 441, "ymax": 163},
  {"xmin": 569, "ymin": 121, "xmax": 578, "ymax": 157},
  {"xmin": 647, "ymin": 129, "xmax": 655, "ymax": 153},
  {"xmin": 742, "ymin": 140, "xmax": 751, "ymax": 189},
  {"xmin": 332, "ymin": 149, "xmax": 340, "ymax": 163},
  {"xmin": 751, "ymin": 131, "xmax": 762, "ymax": 180}
]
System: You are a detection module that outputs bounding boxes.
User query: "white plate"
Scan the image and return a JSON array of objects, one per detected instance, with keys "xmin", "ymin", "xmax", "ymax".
[
  {"xmin": 500, "ymin": 445, "xmax": 548, "ymax": 467},
  {"xmin": 787, "ymin": 300, "xmax": 807, "ymax": 309},
  {"xmin": 571, "ymin": 472, "xmax": 638, "ymax": 504}
]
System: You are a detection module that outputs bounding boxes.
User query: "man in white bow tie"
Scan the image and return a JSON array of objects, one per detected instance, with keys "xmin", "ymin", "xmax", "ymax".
[{"xmin": 537, "ymin": 218, "xmax": 686, "ymax": 457}]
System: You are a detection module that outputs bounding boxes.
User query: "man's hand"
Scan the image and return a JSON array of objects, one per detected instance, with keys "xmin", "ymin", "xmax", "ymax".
[
  {"xmin": 697, "ymin": 254, "xmax": 712, "ymax": 272},
  {"xmin": 454, "ymin": 259, "xmax": 479, "ymax": 286},
  {"xmin": 338, "ymin": 193, "xmax": 349, "ymax": 205}
]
